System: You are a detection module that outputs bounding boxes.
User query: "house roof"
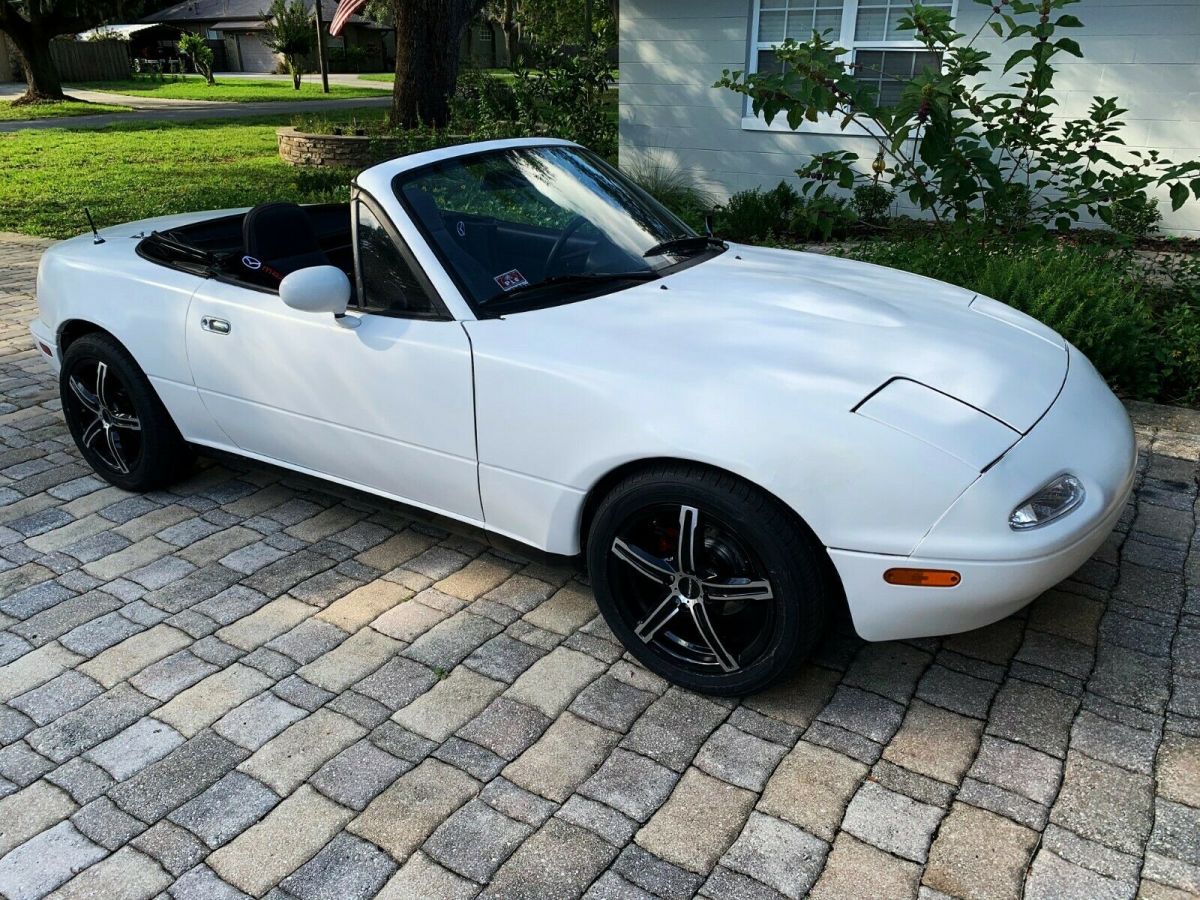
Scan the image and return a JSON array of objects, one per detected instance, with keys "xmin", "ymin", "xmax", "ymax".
[
  {"xmin": 77, "ymin": 23, "xmax": 161, "ymax": 40},
  {"xmin": 143, "ymin": 0, "xmax": 377, "ymax": 27},
  {"xmin": 210, "ymin": 19, "xmax": 267, "ymax": 31}
]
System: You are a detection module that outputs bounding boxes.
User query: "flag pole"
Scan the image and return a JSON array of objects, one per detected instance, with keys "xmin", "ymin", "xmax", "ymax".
[{"xmin": 314, "ymin": 0, "xmax": 330, "ymax": 93}]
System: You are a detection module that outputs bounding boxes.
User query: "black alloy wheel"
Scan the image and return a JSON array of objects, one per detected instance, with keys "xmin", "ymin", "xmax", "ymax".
[
  {"xmin": 60, "ymin": 333, "xmax": 193, "ymax": 491},
  {"xmin": 64, "ymin": 357, "xmax": 143, "ymax": 477},
  {"xmin": 588, "ymin": 464, "xmax": 833, "ymax": 695},
  {"xmin": 611, "ymin": 503, "xmax": 776, "ymax": 673}
]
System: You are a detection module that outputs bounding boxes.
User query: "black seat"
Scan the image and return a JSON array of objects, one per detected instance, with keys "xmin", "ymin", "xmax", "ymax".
[
  {"xmin": 242, "ymin": 202, "xmax": 330, "ymax": 282},
  {"xmin": 404, "ymin": 190, "xmax": 498, "ymax": 302}
]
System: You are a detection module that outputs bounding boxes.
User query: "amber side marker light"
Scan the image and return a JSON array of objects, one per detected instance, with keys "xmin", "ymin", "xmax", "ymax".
[{"xmin": 884, "ymin": 568, "xmax": 961, "ymax": 587}]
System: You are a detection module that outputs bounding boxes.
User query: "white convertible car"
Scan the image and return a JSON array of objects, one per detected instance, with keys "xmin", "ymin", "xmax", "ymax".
[{"xmin": 31, "ymin": 138, "xmax": 1136, "ymax": 694}]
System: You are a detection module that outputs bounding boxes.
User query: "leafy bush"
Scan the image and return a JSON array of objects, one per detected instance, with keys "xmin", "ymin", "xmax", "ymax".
[
  {"xmin": 293, "ymin": 166, "xmax": 353, "ymax": 203},
  {"xmin": 329, "ymin": 45, "xmax": 370, "ymax": 73},
  {"xmin": 1158, "ymin": 301, "xmax": 1200, "ymax": 406},
  {"xmin": 852, "ymin": 183, "xmax": 894, "ymax": 226},
  {"xmin": 1110, "ymin": 194, "xmax": 1162, "ymax": 240},
  {"xmin": 716, "ymin": 0, "xmax": 1200, "ymax": 237},
  {"xmin": 623, "ymin": 158, "xmax": 715, "ymax": 232},
  {"xmin": 792, "ymin": 195, "xmax": 856, "ymax": 241},
  {"xmin": 984, "ymin": 183, "xmax": 1034, "ymax": 232},
  {"xmin": 715, "ymin": 182, "xmax": 801, "ymax": 241},
  {"xmin": 507, "ymin": 45, "xmax": 617, "ymax": 156},
  {"xmin": 714, "ymin": 182, "xmax": 859, "ymax": 242},
  {"xmin": 1149, "ymin": 254, "xmax": 1200, "ymax": 404},
  {"xmin": 452, "ymin": 66, "xmax": 522, "ymax": 132},
  {"xmin": 295, "ymin": 55, "xmax": 614, "ymax": 157},
  {"xmin": 292, "ymin": 113, "xmax": 379, "ymax": 136}
]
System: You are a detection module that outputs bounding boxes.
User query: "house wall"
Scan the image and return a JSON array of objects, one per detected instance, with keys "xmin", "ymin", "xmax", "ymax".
[
  {"xmin": 619, "ymin": 0, "xmax": 1200, "ymax": 236},
  {"xmin": 462, "ymin": 21, "xmax": 510, "ymax": 69}
]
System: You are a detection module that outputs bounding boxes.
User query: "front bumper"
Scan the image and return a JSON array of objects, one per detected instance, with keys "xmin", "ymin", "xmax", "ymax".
[
  {"xmin": 832, "ymin": 345, "xmax": 1136, "ymax": 641},
  {"xmin": 30, "ymin": 319, "xmax": 59, "ymax": 375}
]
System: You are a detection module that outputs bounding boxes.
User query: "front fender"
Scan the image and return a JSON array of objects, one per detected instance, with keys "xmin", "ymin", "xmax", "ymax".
[{"xmin": 467, "ymin": 313, "xmax": 981, "ymax": 556}]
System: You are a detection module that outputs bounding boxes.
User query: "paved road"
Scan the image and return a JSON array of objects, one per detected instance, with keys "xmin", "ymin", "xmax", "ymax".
[{"xmin": 0, "ymin": 232, "xmax": 1197, "ymax": 899}]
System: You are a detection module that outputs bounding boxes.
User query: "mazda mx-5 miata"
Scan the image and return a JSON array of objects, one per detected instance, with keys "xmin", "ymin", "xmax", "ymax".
[{"xmin": 31, "ymin": 138, "xmax": 1136, "ymax": 695}]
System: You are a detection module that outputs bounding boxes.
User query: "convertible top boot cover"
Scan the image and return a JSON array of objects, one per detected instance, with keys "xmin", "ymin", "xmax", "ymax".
[{"xmin": 242, "ymin": 202, "xmax": 331, "ymax": 284}]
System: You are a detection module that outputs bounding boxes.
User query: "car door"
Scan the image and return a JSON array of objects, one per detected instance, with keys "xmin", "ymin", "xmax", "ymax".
[{"xmin": 184, "ymin": 195, "xmax": 482, "ymax": 522}]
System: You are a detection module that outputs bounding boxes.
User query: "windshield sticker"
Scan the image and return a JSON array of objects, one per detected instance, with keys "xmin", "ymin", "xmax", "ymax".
[
  {"xmin": 456, "ymin": 221, "xmax": 467, "ymax": 238},
  {"xmin": 494, "ymin": 269, "xmax": 529, "ymax": 292}
]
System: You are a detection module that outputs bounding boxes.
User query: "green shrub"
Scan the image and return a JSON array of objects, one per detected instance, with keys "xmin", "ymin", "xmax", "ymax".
[
  {"xmin": 623, "ymin": 158, "xmax": 714, "ymax": 232},
  {"xmin": 1149, "ymin": 254, "xmax": 1200, "ymax": 404},
  {"xmin": 1158, "ymin": 302, "xmax": 1200, "ymax": 406},
  {"xmin": 984, "ymin": 183, "xmax": 1034, "ymax": 232},
  {"xmin": 1110, "ymin": 194, "xmax": 1163, "ymax": 240},
  {"xmin": 715, "ymin": 182, "xmax": 801, "ymax": 241},
  {"xmin": 839, "ymin": 235, "xmax": 1163, "ymax": 399},
  {"xmin": 791, "ymin": 195, "xmax": 856, "ymax": 241},
  {"xmin": 852, "ymin": 183, "xmax": 894, "ymax": 226},
  {"xmin": 452, "ymin": 66, "xmax": 522, "ymax": 130},
  {"xmin": 508, "ymin": 45, "xmax": 617, "ymax": 157},
  {"xmin": 293, "ymin": 167, "xmax": 353, "ymax": 203}
]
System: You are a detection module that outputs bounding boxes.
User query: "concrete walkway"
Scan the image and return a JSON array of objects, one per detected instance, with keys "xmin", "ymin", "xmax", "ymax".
[
  {"xmin": 203, "ymin": 72, "xmax": 392, "ymax": 88},
  {"xmin": 0, "ymin": 233, "xmax": 1198, "ymax": 899},
  {"xmin": 0, "ymin": 78, "xmax": 391, "ymax": 133}
]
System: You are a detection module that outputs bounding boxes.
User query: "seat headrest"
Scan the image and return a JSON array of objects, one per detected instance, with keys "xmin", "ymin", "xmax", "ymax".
[{"xmin": 243, "ymin": 202, "xmax": 328, "ymax": 277}]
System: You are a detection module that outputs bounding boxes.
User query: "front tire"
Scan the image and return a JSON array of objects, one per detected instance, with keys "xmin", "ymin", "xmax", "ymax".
[
  {"xmin": 60, "ymin": 333, "xmax": 193, "ymax": 491},
  {"xmin": 587, "ymin": 464, "xmax": 833, "ymax": 696}
]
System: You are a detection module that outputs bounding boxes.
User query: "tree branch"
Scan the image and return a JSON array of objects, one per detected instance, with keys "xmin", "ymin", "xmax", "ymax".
[{"xmin": 0, "ymin": 1, "xmax": 34, "ymax": 43}]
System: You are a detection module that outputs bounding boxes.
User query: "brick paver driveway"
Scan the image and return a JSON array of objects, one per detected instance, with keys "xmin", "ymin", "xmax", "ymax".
[{"xmin": 0, "ymin": 232, "xmax": 1198, "ymax": 900}]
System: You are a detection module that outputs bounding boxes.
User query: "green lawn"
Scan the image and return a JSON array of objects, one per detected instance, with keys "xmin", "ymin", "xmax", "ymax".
[
  {"xmin": 359, "ymin": 69, "xmax": 522, "ymax": 84},
  {"xmin": 0, "ymin": 99, "xmax": 130, "ymax": 121},
  {"xmin": 0, "ymin": 114, "xmax": 361, "ymax": 238},
  {"xmin": 76, "ymin": 75, "xmax": 387, "ymax": 103}
]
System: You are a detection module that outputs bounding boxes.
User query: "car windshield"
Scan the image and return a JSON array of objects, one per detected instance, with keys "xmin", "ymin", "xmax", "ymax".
[{"xmin": 394, "ymin": 144, "xmax": 722, "ymax": 314}]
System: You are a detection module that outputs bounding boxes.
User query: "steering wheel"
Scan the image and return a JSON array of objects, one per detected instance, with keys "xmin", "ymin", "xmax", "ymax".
[{"xmin": 544, "ymin": 215, "xmax": 588, "ymax": 276}]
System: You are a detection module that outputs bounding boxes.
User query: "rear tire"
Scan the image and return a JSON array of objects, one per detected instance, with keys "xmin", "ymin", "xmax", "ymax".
[
  {"xmin": 586, "ymin": 463, "xmax": 833, "ymax": 696},
  {"xmin": 60, "ymin": 333, "xmax": 193, "ymax": 492}
]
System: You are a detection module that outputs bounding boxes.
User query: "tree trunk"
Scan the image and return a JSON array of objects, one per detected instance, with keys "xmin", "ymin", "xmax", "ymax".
[
  {"xmin": 502, "ymin": 0, "xmax": 519, "ymax": 67},
  {"xmin": 9, "ymin": 27, "xmax": 65, "ymax": 103},
  {"xmin": 389, "ymin": 0, "xmax": 475, "ymax": 129}
]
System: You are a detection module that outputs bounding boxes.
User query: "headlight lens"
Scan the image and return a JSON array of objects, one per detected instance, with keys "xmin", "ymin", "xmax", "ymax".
[{"xmin": 1009, "ymin": 474, "xmax": 1085, "ymax": 530}]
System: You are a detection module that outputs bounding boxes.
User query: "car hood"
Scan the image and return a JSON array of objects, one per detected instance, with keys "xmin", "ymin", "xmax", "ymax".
[{"xmin": 506, "ymin": 244, "xmax": 1067, "ymax": 433}]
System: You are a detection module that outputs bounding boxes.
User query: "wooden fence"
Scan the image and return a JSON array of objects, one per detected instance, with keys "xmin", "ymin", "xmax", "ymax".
[{"xmin": 50, "ymin": 39, "xmax": 129, "ymax": 82}]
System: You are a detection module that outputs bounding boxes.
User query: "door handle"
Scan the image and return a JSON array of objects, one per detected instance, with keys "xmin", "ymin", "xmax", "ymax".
[{"xmin": 201, "ymin": 316, "xmax": 231, "ymax": 335}]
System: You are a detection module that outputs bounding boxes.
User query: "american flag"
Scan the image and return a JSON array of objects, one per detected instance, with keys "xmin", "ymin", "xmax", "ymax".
[{"xmin": 329, "ymin": 0, "xmax": 368, "ymax": 37}]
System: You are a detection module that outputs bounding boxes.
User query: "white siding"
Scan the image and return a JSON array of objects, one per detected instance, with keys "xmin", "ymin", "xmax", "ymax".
[{"xmin": 620, "ymin": 0, "xmax": 1200, "ymax": 236}]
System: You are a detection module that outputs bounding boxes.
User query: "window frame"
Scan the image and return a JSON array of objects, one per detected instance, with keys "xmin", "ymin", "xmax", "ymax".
[
  {"xmin": 351, "ymin": 188, "xmax": 453, "ymax": 322},
  {"xmin": 742, "ymin": 0, "xmax": 957, "ymax": 135}
]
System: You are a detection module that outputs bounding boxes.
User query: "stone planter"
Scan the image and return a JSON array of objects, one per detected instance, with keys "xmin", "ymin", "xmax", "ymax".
[
  {"xmin": 277, "ymin": 127, "xmax": 404, "ymax": 169},
  {"xmin": 278, "ymin": 127, "xmax": 484, "ymax": 169}
]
